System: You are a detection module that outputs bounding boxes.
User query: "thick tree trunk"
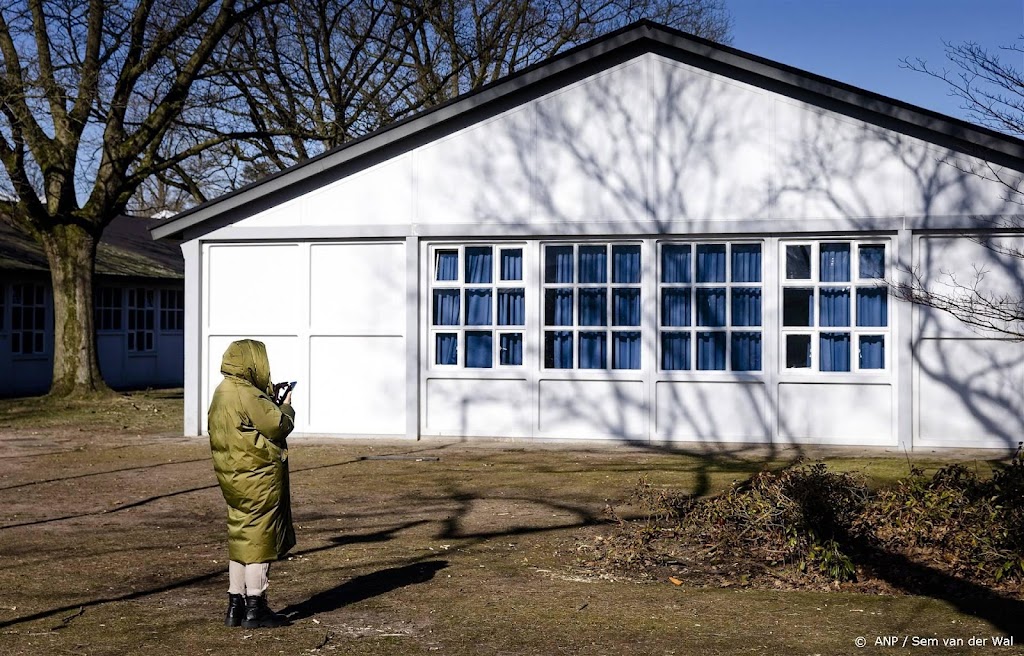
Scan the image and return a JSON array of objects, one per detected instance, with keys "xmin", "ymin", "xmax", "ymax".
[{"xmin": 39, "ymin": 223, "xmax": 110, "ymax": 397}]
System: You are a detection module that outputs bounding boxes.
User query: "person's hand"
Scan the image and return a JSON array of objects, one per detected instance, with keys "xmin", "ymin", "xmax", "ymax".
[{"xmin": 283, "ymin": 390, "xmax": 293, "ymax": 405}]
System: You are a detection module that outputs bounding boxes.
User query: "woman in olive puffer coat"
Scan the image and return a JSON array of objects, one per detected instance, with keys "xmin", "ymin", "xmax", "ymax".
[{"xmin": 209, "ymin": 339, "xmax": 296, "ymax": 628}]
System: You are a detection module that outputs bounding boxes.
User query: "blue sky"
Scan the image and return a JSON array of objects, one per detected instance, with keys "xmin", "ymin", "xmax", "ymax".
[{"xmin": 728, "ymin": 0, "xmax": 1023, "ymax": 123}]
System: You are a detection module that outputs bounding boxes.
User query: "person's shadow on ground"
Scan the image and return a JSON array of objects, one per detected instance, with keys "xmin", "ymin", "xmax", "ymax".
[{"xmin": 280, "ymin": 560, "xmax": 449, "ymax": 620}]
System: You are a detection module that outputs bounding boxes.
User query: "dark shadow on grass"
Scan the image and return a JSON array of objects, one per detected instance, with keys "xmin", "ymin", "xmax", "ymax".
[
  {"xmin": 279, "ymin": 560, "xmax": 449, "ymax": 621},
  {"xmin": 0, "ymin": 457, "xmax": 210, "ymax": 491},
  {"xmin": 289, "ymin": 521, "xmax": 432, "ymax": 558}
]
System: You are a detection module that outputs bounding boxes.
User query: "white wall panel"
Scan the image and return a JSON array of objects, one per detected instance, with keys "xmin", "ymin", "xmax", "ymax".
[
  {"xmin": 533, "ymin": 61, "xmax": 650, "ymax": 225},
  {"xmin": 206, "ymin": 244, "xmax": 300, "ymax": 333},
  {"xmin": 308, "ymin": 336, "xmax": 405, "ymax": 435},
  {"xmin": 537, "ymin": 378, "xmax": 645, "ymax": 439},
  {"xmin": 778, "ymin": 383, "xmax": 893, "ymax": 444},
  {"xmin": 904, "ymin": 147, "xmax": 1021, "ymax": 219},
  {"xmin": 205, "ymin": 335, "xmax": 303, "ymax": 433},
  {"xmin": 916, "ymin": 338, "xmax": 1024, "ymax": 448},
  {"xmin": 416, "ymin": 108, "xmax": 533, "ymax": 225},
  {"xmin": 305, "ymin": 156, "xmax": 413, "ymax": 226},
  {"xmin": 424, "ymin": 378, "xmax": 531, "ymax": 436},
  {"xmin": 654, "ymin": 381, "xmax": 769, "ymax": 443},
  {"xmin": 233, "ymin": 198, "xmax": 303, "ymax": 228},
  {"xmin": 650, "ymin": 57, "xmax": 773, "ymax": 224},
  {"xmin": 309, "ymin": 242, "xmax": 405, "ymax": 334}
]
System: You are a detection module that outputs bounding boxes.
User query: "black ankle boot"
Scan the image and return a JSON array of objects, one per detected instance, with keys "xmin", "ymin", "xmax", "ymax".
[
  {"xmin": 241, "ymin": 594, "xmax": 290, "ymax": 628},
  {"xmin": 225, "ymin": 593, "xmax": 245, "ymax": 627}
]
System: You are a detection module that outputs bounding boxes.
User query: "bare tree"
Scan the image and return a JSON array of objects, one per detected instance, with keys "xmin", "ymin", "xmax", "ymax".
[
  {"xmin": 897, "ymin": 38, "xmax": 1024, "ymax": 339},
  {"xmin": 0, "ymin": 0, "xmax": 276, "ymax": 396},
  {"xmin": 222, "ymin": 0, "xmax": 732, "ymax": 170}
]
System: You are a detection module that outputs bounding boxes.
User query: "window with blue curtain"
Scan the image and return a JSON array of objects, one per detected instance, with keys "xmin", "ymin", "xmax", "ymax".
[
  {"xmin": 436, "ymin": 333, "xmax": 457, "ymax": 365},
  {"xmin": 436, "ymin": 250, "xmax": 458, "ymax": 281},
  {"xmin": 819, "ymin": 287, "xmax": 850, "ymax": 327},
  {"xmin": 613, "ymin": 289, "xmax": 640, "ymax": 326},
  {"xmin": 858, "ymin": 245, "xmax": 885, "ymax": 279},
  {"xmin": 466, "ymin": 331, "xmax": 492, "ymax": 368},
  {"xmin": 544, "ymin": 331, "xmax": 572, "ymax": 368},
  {"xmin": 545, "ymin": 289, "xmax": 573, "ymax": 326},
  {"xmin": 433, "ymin": 289, "xmax": 460, "ymax": 325},
  {"xmin": 501, "ymin": 249, "xmax": 523, "ymax": 280},
  {"xmin": 696, "ymin": 244, "xmax": 726, "ymax": 282},
  {"xmin": 696, "ymin": 332, "xmax": 726, "ymax": 370},
  {"xmin": 731, "ymin": 288, "xmax": 761, "ymax": 327},
  {"xmin": 613, "ymin": 332, "xmax": 640, "ymax": 369},
  {"xmin": 545, "ymin": 245, "xmax": 573, "ymax": 283},
  {"xmin": 662, "ymin": 244, "xmax": 691, "ymax": 283},
  {"xmin": 465, "ymin": 289, "xmax": 492, "ymax": 325},
  {"xmin": 856, "ymin": 288, "xmax": 887, "ymax": 327},
  {"xmin": 820, "ymin": 243, "xmax": 850, "ymax": 282},
  {"xmin": 612, "ymin": 245, "xmax": 641, "ymax": 283},
  {"xmin": 578, "ymin": 289, "xmax": 607, "ymax": 326},
  {"xmin": 579, "ymin": 245, "xmax": 607, "ymax": 283},
  {"xmin": 731, "ymin": 244, "xmax": 761, "ymax": 283},
  {"xmin": 662, "ymin": 288, "xmax": 691, "ymax": 327},
  {"xmin": 579, "ymin": 332, "xmax": 607, "ymax": 368},
  {"xmin": 859, "ymin": 335, "xmax": 884, "ymax": 369},
  {"xmin": 498, "ymin": 289, "xmax": 525, "ymax": 325},
  {"xmin": 500, "ymin": 333, "xmax": 523, "ymax": 365},
  {"xmin": 697, "ymin": 288, "xmax": 726, "ymax": 327},
  {"xmin": 731, "ymin": 332, "xmax": 761, "ymax": 371},
  {"xmin": 465, "ymin": 246, "xmax": 493, "ymax": 283},
  {"xmin": 820, "ymin": 333, "xmax": 850, "ymax": 371},
  {"xmin": 661, "ymin": 332, "xmax": 691, "ymax": 370}
]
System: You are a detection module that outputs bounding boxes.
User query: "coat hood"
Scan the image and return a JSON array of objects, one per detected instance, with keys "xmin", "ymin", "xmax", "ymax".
[{"xmin": 220, "ymin": 339, "xmax": 272, "ymax": 393}]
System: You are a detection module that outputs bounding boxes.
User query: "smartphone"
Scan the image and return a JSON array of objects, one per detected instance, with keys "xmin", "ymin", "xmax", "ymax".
[{"xmin": 275, "ymin": 381, "xmax": 298, "ymax": 404}]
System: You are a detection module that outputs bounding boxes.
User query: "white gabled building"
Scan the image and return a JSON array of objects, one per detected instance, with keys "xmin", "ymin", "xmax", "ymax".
[{"xmin": 152, "ymin": 22, "xmax": 1024, "ymax": 449}]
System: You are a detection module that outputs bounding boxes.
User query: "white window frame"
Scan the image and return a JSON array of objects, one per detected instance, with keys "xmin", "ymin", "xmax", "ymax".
[
  {"xmin": 427, "ymin": 243, "xmax": 527, "ymax": 369},
  {"xmin": 656, "ymin": 240, "xmax": 764, "ymax": 373},
  {"xmin": 779, "ymin": 239, "xmax": 891, "ymax": 374},
  {"xmin": 540, "ymin": 241, "xmax": 644, "ymax": 371}
]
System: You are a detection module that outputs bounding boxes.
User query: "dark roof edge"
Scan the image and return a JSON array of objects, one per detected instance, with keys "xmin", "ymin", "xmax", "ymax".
[{"xmin": 151, "ymin": 20, "xmax": 1024, "ymax": 241}]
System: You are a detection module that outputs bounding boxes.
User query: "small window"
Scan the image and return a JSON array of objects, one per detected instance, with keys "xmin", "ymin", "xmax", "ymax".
[
  {"xmin": 95, "ymin": 287, "xmax": 123, "ymax": 331},
  {"xmin": 160, "ymin": 289, "xmax": 184, "ymax": 332},
  {"xmin": 127, "ymin": 288, "xmax": 155, "ymax": 352},
  {"xmin": 11, "ymin": 282, "xmax": 46, "ymax": 355}
]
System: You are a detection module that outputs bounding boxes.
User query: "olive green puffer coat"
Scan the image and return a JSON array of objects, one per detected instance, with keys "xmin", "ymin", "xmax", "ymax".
[{"xmin": 209, "ymin": 339, "xmax": 296, "ymax": 564}]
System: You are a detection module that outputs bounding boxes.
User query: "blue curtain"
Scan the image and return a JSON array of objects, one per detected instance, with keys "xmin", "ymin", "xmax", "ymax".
[
  {"xmin": 613, "ymin": 289, "xmax": 640, "ymax": 326},
  {"xmin": 821, "ymin": 243, "xmax": 850, "ymax": 282},
  {"xmin": 613, "ymin": 245, "xmax": 641, "ymax": 283},
  {"xmin": 731, "ymin": 332, "xmax": 762, "ymax": 371},
  {"xmin": 466, "ymin": 331, "xmax": 492, "ymax": 368},
  {"xmin": 859, "ymin": 335, "xmax": 884, "ymax": 369},
  {"xmin": 661, "ymin": 332, "xmax": 691, "ymax": 370},
  {"xmin": 859, "ymin": 245, "xmax": 885, "ymax": 279},
  {"xmin": 501, "ymin": 249, "xmax": 523, "ymax": 280},
  {"xmin": 696, "ymin": 244, "xmax": 726, "ymax": 282},
  {"xmin": 820, "ymin": 287, "xmax": 850, "ymax": 327},
  {"xmin": 545, "ymin": 246, "xmax": 573, "ymax": 283},
  {"xmin": 731, "ymin": 288, "xmax": 761, "ymax": 327},
  {"xmin": 783, "ymin": 288, "xmax": 813, "ymax": 326},
  {"xmin": 613, "ymin": 332, "xmax": 640, "ymax": 369},
  {"xmin": 786, "ymin": 245, "xmax": 811, "ymax": 279},
  {"xmin": 856, "ymin": 288, "xmax": 887, "ymax": 327},
  {"xmin": 545, "ymin": 331, "xmax": 572, "ymax": 368},
  {"xmin": 786, "ymin": 334, "xmax": 811, "ymax": 368},
  {"xmin": 578, "ymin": 289, "xmax": 607, "ymax": 326},
  {"xmin": 697, "ymin": 332, "xmax": 726, "ymax": 370},
  {"xmin": 545, "ymin": 289, "xmax": 573, "ymax": 326},
  {"xmin": 436, "ymin": 333, "xmax": 457, "ymax": 365},
  {"xmin": 500, "ymin": 333, "xmax": 523, "ymax": 365},
  {"xmin": 579, "ymin": 332, "xmax": 607, "ymax": 368},
  {"xmin": 433, "ymin": 290, "xmax": 460, "ymax": 325},
  {"xmin": 697, "ymin": 288, "xmax": 726, "ymax": 327},
  {"xmin": 662, "ymin": 288, "xmax": 691, "ymax": 327},
  {"xmin": 465, "ymin": 289, "xmax": 492, "ymax": 325},
  {"xmin": 498, "ymin": 289, "xmax": 525, "ymax": 325},
  {"xmin": 662, "ymin": 244, "xmax": 691, "ymax": 283},
  {"xmin": 731, "ymin": 244, "xmax": 761, "ymax": 282},
  {"xmin": 465, "ymin": 246, "xmax": 493, "ymax": 283},
  {"xmin": 820, "ymin": 333, "xmax": 850, "ymax": 371},
  {"xmin": 436, "ymin": 251, "xmax": 458, "ymax": 281},
  {"xmin": 579, "ymin": 245, "xmax": 607, "ymax": 283}
]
